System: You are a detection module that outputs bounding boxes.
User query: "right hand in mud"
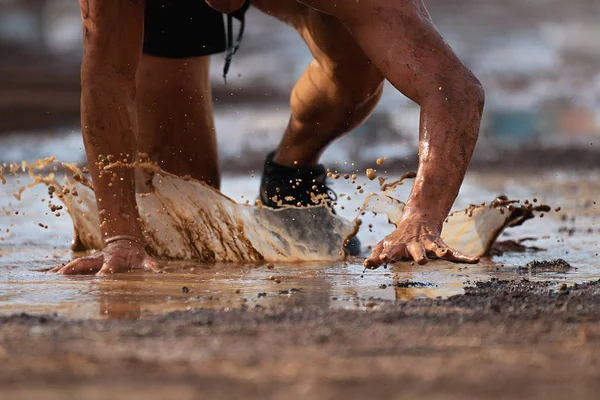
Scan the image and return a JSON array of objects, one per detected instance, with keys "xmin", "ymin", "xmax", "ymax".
[
  {"xmin": 364, "ymin": 211, "xmax": 479, "ymax": 269},
  {"xmin": 51, "ymin": 240, "xmax": 161, "ymax": 276}
]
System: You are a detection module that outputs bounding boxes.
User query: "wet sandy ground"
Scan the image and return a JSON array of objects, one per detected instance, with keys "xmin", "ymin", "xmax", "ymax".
[
  {"xmin": 1, "ymin": 169, "xmax": 600, "ymax": 398},
  {"xmin": 2, "ymin": 280, "xmax": 600, "ymax": 399}
]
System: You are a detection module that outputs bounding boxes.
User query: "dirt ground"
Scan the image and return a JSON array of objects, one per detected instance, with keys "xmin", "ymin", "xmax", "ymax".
[{"xmin": 2, "ymin": 278, "xmax": 600, "ymax": 400}]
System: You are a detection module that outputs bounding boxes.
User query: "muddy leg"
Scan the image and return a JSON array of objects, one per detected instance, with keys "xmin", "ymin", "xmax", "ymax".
[
  {"xmin": 253, "ymin": 0, "xmax": 385, "ymax": 167},
  {"xmin": 136, "ymin": 56, "xmax": 220, "ymax": 190}
]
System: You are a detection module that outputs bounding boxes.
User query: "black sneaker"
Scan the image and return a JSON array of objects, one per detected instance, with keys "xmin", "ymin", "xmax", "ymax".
[{"xmin": 259, "ymin": 151, "xmax": 362, "ymax": 256}]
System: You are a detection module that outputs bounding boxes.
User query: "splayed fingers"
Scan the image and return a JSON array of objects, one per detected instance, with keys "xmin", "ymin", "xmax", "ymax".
[
  {"xmin": 51, "ymin": 254, "xmax": 104, "ymax": 275},
  {"xmin": 365, "ymin": 234, "xmax": 478, "ymax": 268},
  {"xmin": 364, "ymin": 216, "xmax": 479, "ymax": 268}
]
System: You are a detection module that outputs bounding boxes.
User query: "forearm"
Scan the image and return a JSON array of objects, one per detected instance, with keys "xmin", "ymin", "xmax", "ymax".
[
  {"xmin": 81, "ymin": 77, "xmax": 141, "ymax": 242},
  {"xmin": 405, "ymin": 81, "xmax": 485, "ymax": 227},
  {"xmin": 79, "ymin": 0, "xmax": 145, "ymax": 244}
]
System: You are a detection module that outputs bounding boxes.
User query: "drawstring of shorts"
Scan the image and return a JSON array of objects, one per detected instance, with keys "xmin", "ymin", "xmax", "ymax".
[{"xmin": 223, "ymin": 11, "xmax": 246, "ymax": 83}]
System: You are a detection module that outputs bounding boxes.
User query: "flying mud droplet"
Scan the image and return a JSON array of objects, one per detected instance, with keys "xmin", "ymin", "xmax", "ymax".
[
  {"xmin": 380, "ymin": 171, "xmax": 417, "ymax": 192},
  {"xmin": 366, "ymin": 169, "xmax": 377, "ymax": 181}
]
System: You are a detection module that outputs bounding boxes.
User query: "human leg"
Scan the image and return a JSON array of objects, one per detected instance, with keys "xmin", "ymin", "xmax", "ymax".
[
  {"xmin": 253, "ymin": 0, "xmax": 385, "ymax": 167},
  {"xmin": 136, "ymin": 0, "xmax": 228, "ymax": 189}
]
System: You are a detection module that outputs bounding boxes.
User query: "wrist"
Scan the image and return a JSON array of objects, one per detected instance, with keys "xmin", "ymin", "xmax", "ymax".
[
  {"xmin": 103, "ymin": 234, "xmax": 143, "ymax": 247},
  {"xmin": 401, "ymin": 204, "xmax": 446, "ymax": 230},
  {"xmin": 100, "ymin": 219, "xmax": 144, "ymax": 248}
]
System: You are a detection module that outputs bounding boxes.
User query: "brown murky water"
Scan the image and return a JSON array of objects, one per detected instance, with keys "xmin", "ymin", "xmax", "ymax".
[{"xmin": 1, "ymin": 170, "xmax": 599, "ymax": 319}]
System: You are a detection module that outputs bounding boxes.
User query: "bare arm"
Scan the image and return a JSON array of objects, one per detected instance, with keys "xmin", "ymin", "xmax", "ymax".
[
  {"xmin": 54, "ymin": 0, "xmax": 158, "ymax": 275},
  {"xmin": 302, "ymin": 0, "xmax": 484, "ymax": 266},
  {"xmin": 79, "ymin": 0, "xmax": 142, "ymax": 242}
]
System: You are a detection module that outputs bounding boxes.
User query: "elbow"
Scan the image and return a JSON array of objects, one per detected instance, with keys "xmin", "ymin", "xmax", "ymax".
[
  {"xmin": 466, "ymin": 76, "xmax": 485, "ymax": 116},
  {"xmin": 419, "ymin": 69, "xmax": 485, "ymax": 116},
  {"xmin": 439, "ymin": 72, "xmax": 485, "ymax": 117}
]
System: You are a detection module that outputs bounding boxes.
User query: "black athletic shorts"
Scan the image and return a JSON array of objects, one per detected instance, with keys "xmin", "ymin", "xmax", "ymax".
[{"xmin": 143, "ymin": 0, "xmax": 251, "ymax": 58}]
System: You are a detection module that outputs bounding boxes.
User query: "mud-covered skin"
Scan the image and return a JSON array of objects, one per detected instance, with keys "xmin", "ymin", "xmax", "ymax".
[
  {"xmin": 306, "ymin": 0, "xmax": 485, "ymax": 268},
  {"xmin": 76, "ymin": 0, "xmax": 483, "ymax": 273},
  {"xmin": 221, "ymin": 0, "xmax": 486, "ymax": 267},
  {"xmin": 365, "ymin": 211, "xmax": 480, "ymax": 268},
  {"xmin": 2, "ymin": 279, "xmax": 600, "ymax": 399},
  {"xmin": 52, "ymin": 239, "xmax": 160, "ymax": 276},
  {"xmin": 74, "ymin": 0, "xmax": 153, "ymax": 273}
]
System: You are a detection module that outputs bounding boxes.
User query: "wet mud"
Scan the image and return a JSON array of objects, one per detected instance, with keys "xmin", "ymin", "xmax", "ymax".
[
  {"xmin": 2, "ymin": 169, "xmax": 600, "ymax": 398},
  {"xmin": 2, "ymin": 278, "xmax": 600, "ymax": 399},
  {"xmin": 517, "ymin": 258, "xmax": 574, "ymax": 274},
  {"xmin": 1, "ymin": 159, "xmax": 549, "ymax": 264}
]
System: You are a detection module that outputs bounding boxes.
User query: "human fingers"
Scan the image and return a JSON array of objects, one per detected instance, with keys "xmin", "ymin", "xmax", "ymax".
[
  {"xmin": 443, "ymin": 248, "xmax": 480, "ymax": 264},
  {"xmin": 364, "ymin": 242, "xmax": 385, "ymax": 269},
  {"xmin": 424, "ymin": 239, "xmax": 450, "ymax": 259},
  {"xmin": 54, "ymin": 255, "xmax": 103, "ymax": 275},
  {"xmin": 142, "ymin": 256, "xmax": 161, "ymax": 273},
  {"xmin": 97, "ymin": 260, "xmax": 125, "ymax": 276},
  {"xmin": 379, "ymin": 243, "xmax": 408, "ymax": 264},
  {"xmin": 407, "ymin": 242, "xmax": 428, "ymax": 265}
]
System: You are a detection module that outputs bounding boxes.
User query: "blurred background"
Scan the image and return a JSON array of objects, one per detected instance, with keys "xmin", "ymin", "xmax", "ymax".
[{"xmin": 0, "ymin": 0, "xmax": 599, "ymax": 170}]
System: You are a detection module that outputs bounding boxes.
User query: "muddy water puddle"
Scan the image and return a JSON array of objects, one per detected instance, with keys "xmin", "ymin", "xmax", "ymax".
[
  {"xmin": 1, "ymin": 171, "xmax": 600, "ymax": 319},
  {"xmin": 1, "ymin": 256, "xmax": 597, "ymax": 320}
]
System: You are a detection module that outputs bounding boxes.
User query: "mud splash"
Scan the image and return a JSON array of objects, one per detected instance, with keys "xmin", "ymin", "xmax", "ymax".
[
  {"xmin": 361, "ymin": 182, "xmax": 550, "ymax": 258},
  {"xmin": 3, "ymin": 159, "xmax": 549, "ymax": 263},
  {"xmin": 1, "ymin": 167, "xmax": 598, "ymax": 320},
  {"xmin": 67, "ymin": 173, "xmax": 357, "ymax": 262}
]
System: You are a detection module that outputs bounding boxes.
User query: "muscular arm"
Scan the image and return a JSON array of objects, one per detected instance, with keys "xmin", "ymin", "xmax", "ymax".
[
  {"xmin": 54, "ymin": 0, "xmax": 159, "ymax": 275},
  {"xmin": 80, "ymin": 0, "xmax": 143, "ymax": 242},
  {"xmin": 302, "ymin": 0, "xmax": 484, "ymax": 266}
]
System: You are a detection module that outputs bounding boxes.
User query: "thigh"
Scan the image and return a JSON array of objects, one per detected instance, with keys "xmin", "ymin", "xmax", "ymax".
[{"xmin": 252, "ymin": 0, "xmax": 380, "ymax": 79}]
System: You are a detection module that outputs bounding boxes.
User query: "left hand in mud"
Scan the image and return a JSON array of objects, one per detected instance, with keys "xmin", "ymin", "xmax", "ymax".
[
  {"xmin": 364, "ymin": 212, "xmax": 479, "ymax": 268},
  {"xmin": 51, "ymin": 240, "xmax": 161, "ymax": 276}
]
